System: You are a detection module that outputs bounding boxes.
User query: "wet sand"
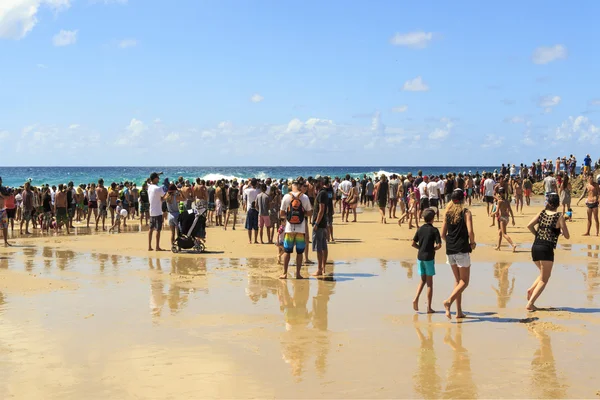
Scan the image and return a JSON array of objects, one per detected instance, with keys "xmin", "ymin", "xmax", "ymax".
[{"xmin": 1, "ymin": 198, "xmax": 599, "ymax": 398}]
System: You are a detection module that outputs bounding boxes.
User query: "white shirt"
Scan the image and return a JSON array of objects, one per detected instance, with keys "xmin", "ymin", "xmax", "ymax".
[
  {"xmin": 437, "ymin": 180, "xmax": 445, "ymax": 195},
  {"xmin": 148, "ymin": 184, "xmax": 166, "ymax": 217},
  {"xmin": 339, "ymin": 180, "xmax": 352, "ymax": 199},
  {"xmin": 332, "ymin": 181, "xmax": 340, "ymax": 195},
  {"xmin": 418, "ymin": 181, "xmax": 428, "ymax": 198},
  {"xmin": 280, "ymin": 191, "xmax": 313, "ymax": 233},
  {"xmin": 243, "ymin": 187, "xmax": 260, "ymax": 206},
  {"xmin": 427, "ymin": 182, "xmax": 439, "ymax": 199},
  {"xmin": 484, "ymin": 178, "xmax": 496, "ymax": 197},
  {"xmin": 510, "ymin": 166, "xmax": 516, "ymax": 176}
]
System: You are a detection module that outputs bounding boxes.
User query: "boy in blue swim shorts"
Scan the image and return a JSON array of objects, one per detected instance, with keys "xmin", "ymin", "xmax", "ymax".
[{"xmin": 412, "ymin": 208, "xmax": 442, "ymax": 313}]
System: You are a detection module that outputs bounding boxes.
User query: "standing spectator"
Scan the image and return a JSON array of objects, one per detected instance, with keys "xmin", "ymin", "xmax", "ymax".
[
  {"xmin": 279, "ymin": 180, "xmax": 313, "ymax": 279},
  {"xmin": 256, "ymin": 183, "xmax": 272, "ymax": 244},
  {"xmin": 365, "ymin": 178, "xmax": 374, "ymax": 208},
  {"xmin": 312, "ymin": 178, "xmax": 329, "ymax": 276},
  {"xmin": 95, "ymin": 179, "xmax": 109, "ymax": 231},
  {"xmin": 224, "ymin": 180, "xmax": 240, "ymax": 231},
  {"xmin": 375, "ymin": 174, "xmax": 389, "ymax": 224},
  {"xmin": 4, "ymin": 187, "xmax": 16, "ymax": 233},
  {"xmin": 339, "ymin": 175, "xmax": 352, "ymax": 223},
  {"xmin": 148, "ymin": 172, "xmax": 166, "ymax": 251},
  {"xmin": 20, "ymin": 182, "xmax": 34, "ymax": 235},
  {"xmin": 388, "ymin": 174, "xmax": 400, "ymax": 219}
]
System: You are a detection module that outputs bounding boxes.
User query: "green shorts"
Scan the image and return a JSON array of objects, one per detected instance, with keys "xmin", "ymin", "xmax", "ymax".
[{"xmin": 417, "ymin": 259, "xmax": 436, "ymax": 276}]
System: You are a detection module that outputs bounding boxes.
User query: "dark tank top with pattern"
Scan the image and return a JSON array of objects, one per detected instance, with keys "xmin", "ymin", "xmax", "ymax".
[{"xmin": 534, "ymin": 210, "xmax": 561, "ymax": 248}]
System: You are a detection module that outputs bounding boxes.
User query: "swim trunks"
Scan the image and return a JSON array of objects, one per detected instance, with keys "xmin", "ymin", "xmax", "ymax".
[
  {"xmin": 139, "ymin": 202, "xmax": 149, "ymax": 213},
  {"xmin": 283, "ymin": 233, "xmax": 306, "ymax": 254},
  {"xmin": 208, "ymin": 202, "xmax": 215, "ymax": 211},
  {"xmin": 312, "ymin": 228, "xmax": 328, "ymax": 252},
  {"xmin": 56, "ymin": 207, "xmax": 68, "ymax": 225},
  {"xmin": 99, "ymin": 201, "xmax": 107, "ymax": 216},
  {"xmin": 0, "ymin": 209, "xmax": 7, "ymax": 229},
  {"xmin": 150, "ymin": 215, "xmax": 163, "ymax": 231},
  {"xmin": 417, "ymin": 259, "xmax": 436, "ymax": 276},
  {"xmin": 485, "ymin": 196, "xmax": 494, "ymax": 204},
  {"xmin": 586, "ymin": 202, "xmax": 599, "ymax": 209}
]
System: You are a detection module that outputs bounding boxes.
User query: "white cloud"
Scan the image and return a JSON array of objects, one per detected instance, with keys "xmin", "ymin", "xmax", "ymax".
[
  {"xmin": 250, "ymin": 94, "xmax": 264, "ymax": 103},
  {"xmin": 371, "ymin": 111, "xmax": 385, "ymax": 135},
  {"xmin": 37, "ymin": 63, "xmax": 47, "ymax": 69},
  {"xmin": 402, "ymin": 76, "xmax": 429, "ymax": 92},
  {"xmin": 504, "ymin": 116, "xmax": 525, "ymax": 124},
  {"xmin": 0, "ymin": 130, "xmax": 10, "ymax": 140},
  {"xmin": 164, "ymin": 132, "xmax": 180, "ymax": 142},
  {"xmin": 52, "ymin": 29, "xmax": 77, "ymax": 46},
  {"xmin": 116, "ymin": 118, "xmax": 147, "ymax": 146},
  {"xmin": 68, "ymin": 124, "xmax": 79, "ymax": 129},
  {"xmin": 392, "ymin": 105, "xmax": 408, "ymax": 113},
  {"xmin": 390, "ymin": 31, "xmax": 433, "ymax": 49},
  {"xmin": 428, "ymin": 120, "xmax": 453, "ymax": 140},
  {"xmin": 153, "ymin": 118, "xmax": 161, "ymax": 124},
  {"xmin": 118, "ymin": 38, "xmax": 137, "ymax": 48},
  {"xmin": 532, "ymin": 44, "xmax": 567, "ymax": 64},
  {"xmin": 589, "ymin": 99, "xmax": 600, "ymax": 106},
  {"xmin": 555, "ymin": 116, "xmax": 600, "ymax": 143},
  {"xmin": 0, "ymin": 0, "xmax": 71, "ymax": 39},
  {"xmin": 481, "ymin": 134, "xmax": 504, "ymax": 148},
  {"xmin": 537, "ymin": 95, "xmax": 561, "ymax": 113}
]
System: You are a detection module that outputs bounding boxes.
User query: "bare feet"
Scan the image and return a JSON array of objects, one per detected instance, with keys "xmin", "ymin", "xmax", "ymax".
[
  {"xmin": 427, "ymin": 308, "xmax": 435, "ymax": 314},
  {"xmin": 296, "ymin": 274, "xmax": 305, "ymax": 279},
  {"xmin": 311, "ymin": 271, "xmax": 323, "ymax": 277},
  {"xmin": 583, "ymin": 233, "xmax": 590, "ymax": 236},
  {"xmin": 456, "ymin": 313, "xmax": 466, "ymax": 319},
  {"xmin": 156, "ymin": 248, "xmax": 165, "ymax": 251},
  {"xmin": 512, "ymin": 244, "xmax": 517, "ymax": 253},
  {"xmin": 526, "ymin": 304, "xmax": 539, "ymax": 312},
  {"xmin": 148, "ymin": 247, "xmax": 153, "ymax": 251},
  {"xmin": 413, "ymin": 300, "xmax": 419, "ymax": 312},
  {"xmin": 494, "ymin": 246, "xmax": 500, "ymax": 251},
  {"xmin": 443, "ymin": 300, "xmax": 451, "ymax": 319},
  {"xmin": 279, "ymin": 274, "xmax": 287, "ymax": 279}
]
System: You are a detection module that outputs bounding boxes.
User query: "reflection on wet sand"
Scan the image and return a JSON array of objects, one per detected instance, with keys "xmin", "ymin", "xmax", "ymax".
[
  {"xmin": 401, "ymin": 260, "xmax": 414, "ymax": 279},
  {"xmin": 55, "ymin": 249, "xmax": 76, "ymax": 270},
  {"xmin": 491, "ymin": 262, "xmax": 515, "ymax": 308},
  {"xmin": 443, "ymin": 324, "xmax": 477, "ymax": 399},
  {"xmin": 528, "ymin": 328, "xmax": 568, "ymax": 399},
  {"xmin": 148, "ymin": 258, "xmax": 193, "ymax": 318},
  {"xmin": 413, "ymin": 314, "xmax": 442, "ymax": 399},
  {"xmin": 276, "ymin": 277, "xmax": 336, "ymax": 380},
  {"xmin": 583, "ymin": 245, "xmax": 599, "ymax": 302}
]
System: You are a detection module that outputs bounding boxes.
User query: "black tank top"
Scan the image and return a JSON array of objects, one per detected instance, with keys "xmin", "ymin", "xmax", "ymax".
[
  {"xmin": 534, "ymin": 210, "xmax": 561, "ymax": 248},
  {"xmin": 208, "ymin": 187, "xmax": 215, "ymax": 203},
  {"xmin": 445, "ymin": 209, "xmax": 471, "ymax": 255},
  {"xmin": 377, "ymin": 181, "xmax": 389, "ymax": 202},
  {"xmin": 229, "ymin": 188, "xmax": 239, "ymax": 208}
]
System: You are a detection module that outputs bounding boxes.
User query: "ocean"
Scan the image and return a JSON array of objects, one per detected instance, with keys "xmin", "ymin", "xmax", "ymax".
[{"xmin": 0, "ymin": 166, "xmax": 498, "ymax": 187}]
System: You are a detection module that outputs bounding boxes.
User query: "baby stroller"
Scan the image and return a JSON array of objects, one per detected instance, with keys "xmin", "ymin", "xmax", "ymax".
[{"xmin": 172, "ymin": 205, "xmax": 207, "ymax": 253}]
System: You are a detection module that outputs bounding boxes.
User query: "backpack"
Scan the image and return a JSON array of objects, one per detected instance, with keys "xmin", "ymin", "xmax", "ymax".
[{"xmin": 286, "ymin": 193, "xmax": 305, "ymax": 224}]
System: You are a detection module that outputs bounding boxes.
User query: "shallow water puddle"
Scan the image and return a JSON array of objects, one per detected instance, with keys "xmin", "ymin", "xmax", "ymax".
[{"xmin": 0, "ymin": 250, "xmax": 599, "ymax": 398}]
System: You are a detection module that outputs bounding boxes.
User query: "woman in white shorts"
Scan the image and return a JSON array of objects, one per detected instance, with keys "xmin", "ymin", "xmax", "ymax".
[{"xmin": 441, "ymin": 189, "xmax": 476, "ymax": 319}]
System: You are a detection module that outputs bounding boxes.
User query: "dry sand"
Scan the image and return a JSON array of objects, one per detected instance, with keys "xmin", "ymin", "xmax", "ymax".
[{"xmin": 0, "ymin": 196, "xmax": 599, "ymax": 399}]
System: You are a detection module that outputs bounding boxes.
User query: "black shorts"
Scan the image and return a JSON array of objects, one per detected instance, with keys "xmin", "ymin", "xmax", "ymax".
[
  {"xmin": 150, "ymin": 215, "xmax": 163, "ymax": 231},
  {"xmin": 420, "ymin": 198, "xmax": 430, "ymax": 209},
  {"xmin": 366, "ymin": 195, "xmax": 374, "ymax": 201},
  {"xmin": 6, "ymin": 208, "xmax": 16, "ymax": 219},
  {"xmin": 587, "ymin": 202, "xmax": 599, "ymax": 209},
  {"xmin": 532, "ymin": 243, "xmax": 554, "ymax": 262},
  {"xmin": 429, "ymin": 198, "xmax": 439, "ymax": 208},
  {"xmin": 485, "ymin": 196, "xmax": 494, "ymax": 204},
  {"xmin": 161, "ymin": 202, "xmax": 168, "ymax": 212}
]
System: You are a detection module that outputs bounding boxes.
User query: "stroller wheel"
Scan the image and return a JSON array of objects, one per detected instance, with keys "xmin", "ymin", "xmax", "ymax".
[
  {"xmin": 199, "ymin": 242, "xmax": 206, "ymax": 253},
  {"xmin": 171, "ymin": 245, "xmax": 179, "ymax": 253}
]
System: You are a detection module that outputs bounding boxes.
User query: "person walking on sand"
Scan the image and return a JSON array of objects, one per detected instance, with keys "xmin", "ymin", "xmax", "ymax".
[
  {"xmin": 483, "ymin": 173, "xmax": 496, "ymax": 216},
  {"xmin": 346, "ymin": 179, "xmax": 359, "ymax": 222},
  {"xmin": 95, "ymin": 179, "xmax": 108, "ymax": 231},
  {"xmin": 279, "ymin": 180, "xmax": 313, "ymax": 279},
  {"xmin": 412, "ymin": 208, "xmax": 442, "ymax": 313},
  {"xmin": 442, "ymin": 189, "xmax": 476, "ymax": 320},
  {"xmin": 526, "ymin": 193, "xmax": 570, "ymax": 311},
  {"xmin": 148, "ymin": 172, "xmax": 166, "ymax": 251},
  {"xmin": 513, "ymin": 177, "xmax": 524, "ymax": 214},
  {"xmin": 577, "ymin": 174, "xmax": 600, "ymax": 236},
  {"xmin": 375, "ymin": 174, "xmax": 389, "ymax": 224},
  {"xmin": 494, "ymin": 188, "xmax": 517, "ymax": 252},
  {"xmin": 559, "ymin": 174, "xmax": 572, "ymax": 216}
]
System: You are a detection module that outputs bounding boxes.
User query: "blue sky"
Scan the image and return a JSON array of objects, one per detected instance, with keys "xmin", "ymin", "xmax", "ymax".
[{"xmin": 1, "ymin": 0, "xmax": 599, "ymax": 166}]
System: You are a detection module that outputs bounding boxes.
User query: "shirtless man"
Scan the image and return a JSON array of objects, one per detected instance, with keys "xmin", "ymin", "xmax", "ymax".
[
  {"xmin": 193, "ymin": 178, "xmax": 208, "ymax": 209},
  {"xmin": 95, "ymin": 179, "xmax": 109, "ymax": 231},
  {"xmin": 130, "ymin": 183, "xmax": 139, "ymax": 219},
  {"xmin": 181, "ymin": 180, "xmax": 193, "ymax": 210},
  {"xmin": 513, "ymin": 177, "xmax": 524, "ymax": 213},
  {"xmin": 494, "ymin": 188, "xmax": 517, "ymax": 252},
  {"xmin": 577, "ymin": 174, "xmax": 600, "ymax": 236},
  {"xmin": 465, "ymin": 175, "xmax": 474, "ymax": 206},
  {"xmin": 55, "ymin": 184, "xmax": 70, "ymax": 234},
  {"xmin": 214, "ymin": 181, "xmax": 224, "ymax": 226}
]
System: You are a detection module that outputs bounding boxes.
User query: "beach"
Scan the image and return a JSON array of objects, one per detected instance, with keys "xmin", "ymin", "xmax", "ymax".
[{"xmin": 1, "ymin": 196, "xmax": 599, "ymax": 399}]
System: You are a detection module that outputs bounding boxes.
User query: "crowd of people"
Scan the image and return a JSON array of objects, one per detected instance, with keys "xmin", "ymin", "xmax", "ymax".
[{"xmin": 0, "ymin": 154, "xmax": 598, "ymax": 317}]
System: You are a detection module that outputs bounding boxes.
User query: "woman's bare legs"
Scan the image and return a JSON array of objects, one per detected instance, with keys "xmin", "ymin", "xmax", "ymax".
[
  {"xmin": 527, "ymin": 260, "xmax": 553, "ymax": 311},
  {"xmin": 444, "ymin": 264, "xmax": 470, "ymax": 319}
]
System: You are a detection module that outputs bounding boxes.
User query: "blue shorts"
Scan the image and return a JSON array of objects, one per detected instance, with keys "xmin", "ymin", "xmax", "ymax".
[{"xmin": 417, "ymin": 260, "xmax": 436, "ymax": 276}]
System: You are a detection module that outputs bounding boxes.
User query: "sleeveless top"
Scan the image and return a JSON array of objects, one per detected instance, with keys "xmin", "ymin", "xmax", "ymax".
[
  {"xmin": 534, "ymin": 210, "xmax": 561, "ymax": 248},
  {"xmin": 377, "ymin": 181, "xmax": 389, "ymax": 203},
  {"xmin": 228, "ymin": 188, "xmax": 239, "ymax": 209},
  {"xmin": 445, "ymin": 209, "xmax": 471, "ymax": 255}
]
